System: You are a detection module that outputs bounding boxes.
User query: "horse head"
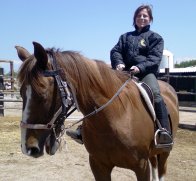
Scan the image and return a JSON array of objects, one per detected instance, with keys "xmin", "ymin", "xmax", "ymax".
[{"xmin": 16, "ymin": 42, "xmax": 74, "ymax": 157}]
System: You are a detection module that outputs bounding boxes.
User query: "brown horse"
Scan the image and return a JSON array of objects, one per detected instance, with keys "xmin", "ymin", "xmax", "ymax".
[{"xmin": 16, "ymin": 42, "xmax": 179, "ymax": 181}]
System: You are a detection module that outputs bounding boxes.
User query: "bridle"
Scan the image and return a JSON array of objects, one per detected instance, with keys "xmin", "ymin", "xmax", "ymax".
[{"xmin": 20, "ymin": 51, "xmax": 78, "ymax": 136}]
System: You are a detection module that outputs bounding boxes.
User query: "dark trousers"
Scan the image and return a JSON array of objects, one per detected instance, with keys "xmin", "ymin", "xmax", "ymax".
[
  {"xmin": 140, "ymin": 73, "xmax": 162, "ymax": 103},
  {"xmin": 139, "ymin": 74, "xmax": 170, "ymax": 132}
]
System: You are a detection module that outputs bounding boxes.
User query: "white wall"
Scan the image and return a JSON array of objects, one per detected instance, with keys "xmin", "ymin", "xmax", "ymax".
[{"xmin": 160, "ymin": 49, "xmax": 174, "ymax": 69}]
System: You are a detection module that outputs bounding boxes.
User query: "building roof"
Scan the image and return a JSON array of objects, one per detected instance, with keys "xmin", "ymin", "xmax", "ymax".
[{"xmin": 159, "ymin": 67, "xmax": 196, "ymax": 73}]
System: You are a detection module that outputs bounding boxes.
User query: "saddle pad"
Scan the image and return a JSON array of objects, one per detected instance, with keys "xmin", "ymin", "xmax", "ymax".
[{"xmin": 133, "ymin": 81, "xmax": 156, "ymax": 121}]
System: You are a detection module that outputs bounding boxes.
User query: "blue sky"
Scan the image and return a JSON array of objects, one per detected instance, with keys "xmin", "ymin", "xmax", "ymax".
[{"xmin": 1, "ymin": 0, "xmax": 196, "ymax": 73}]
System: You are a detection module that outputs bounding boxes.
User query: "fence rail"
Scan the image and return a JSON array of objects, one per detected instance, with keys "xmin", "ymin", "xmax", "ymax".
[
  {"xmin": 177, "ymin": 92, "xmax": 196, "ymax": 95},
  {"xmin": 0, "ymin": 99, "xmax": 22, "ymax": 102},
  {"xmin": 167, "ymin": 75, "xmax": 196, "ymax": 78}
]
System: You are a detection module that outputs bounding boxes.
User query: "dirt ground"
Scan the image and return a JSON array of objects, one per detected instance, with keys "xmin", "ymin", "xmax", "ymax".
[{"xmin": 0, "ymin": 112, "xmax": 195, "ymax": 181}]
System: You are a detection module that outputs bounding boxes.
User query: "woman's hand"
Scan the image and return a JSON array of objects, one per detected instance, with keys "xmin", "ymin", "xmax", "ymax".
[
  {"xmin": 130, "ymin": 66, "xmax": 140, "ymax": 74},
  {"xmin": 116, "ymin": 64, "xmax": 125, "ymax": 71}
]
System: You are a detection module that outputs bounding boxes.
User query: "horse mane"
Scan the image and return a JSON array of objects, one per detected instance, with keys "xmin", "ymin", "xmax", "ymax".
[{"xmin": 53, "ymin": 50, "xmax": 131, "ymax": 104}]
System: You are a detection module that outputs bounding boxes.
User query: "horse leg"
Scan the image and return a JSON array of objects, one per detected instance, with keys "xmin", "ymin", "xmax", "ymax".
[
  {"xmin": 134, "ymin": 158, "xmax": 151, "ymax": 181},
  {"xmin": 157, "ymin": 152, "xmax": 170, "ymax": 181},
  {"xmin": 149, "ymin": 156, "xmax": 159, "ymax": 181},
  {"xmin": 89, "ymin": 155, "xmax": 113, "ymax": 181}
]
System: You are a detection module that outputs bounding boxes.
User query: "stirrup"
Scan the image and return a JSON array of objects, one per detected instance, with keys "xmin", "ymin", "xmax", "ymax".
[{"xmin": 154, "ymin": 129, "xmax": 173, "ymax": 149}]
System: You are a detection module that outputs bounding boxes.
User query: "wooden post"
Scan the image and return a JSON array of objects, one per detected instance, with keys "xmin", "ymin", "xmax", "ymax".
[
  {"xmin": 165, "ymin": 68, "xmax": 170, "ymax": 83},
  {"xmin": 10, "ymin": 61, "xmax": 14, "ymax": 90},
  {"xmin": 0, "ymin": 68, "xmax": 4, "ymax": 116}
]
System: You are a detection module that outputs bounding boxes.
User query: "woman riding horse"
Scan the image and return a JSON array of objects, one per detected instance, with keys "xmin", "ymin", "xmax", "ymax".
[{"xmin": 66, "ymin": 5, "xmax": 173, "ymax": 147}]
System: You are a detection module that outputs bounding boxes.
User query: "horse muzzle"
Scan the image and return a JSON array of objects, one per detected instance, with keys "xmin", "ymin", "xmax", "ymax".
[{"xmin": 22, "ymin": 136, "xmax": 44, "ymax": 158}]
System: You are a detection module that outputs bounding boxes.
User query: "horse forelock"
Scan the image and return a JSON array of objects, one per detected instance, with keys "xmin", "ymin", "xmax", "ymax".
[{"xmin": 17, "ymin": 54, "xmax": 50, "ymax": 95}]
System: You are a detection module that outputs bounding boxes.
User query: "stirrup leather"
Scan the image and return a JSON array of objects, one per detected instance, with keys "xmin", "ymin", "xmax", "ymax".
[{"xmin": 154, "ymin": 129, "xmax": 173, "ymax": 149}]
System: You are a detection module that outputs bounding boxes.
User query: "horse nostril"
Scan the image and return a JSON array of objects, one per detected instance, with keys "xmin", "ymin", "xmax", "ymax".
[{"xmin": 27, "ymin": 147, "xmax": 41, "ymax": 157}]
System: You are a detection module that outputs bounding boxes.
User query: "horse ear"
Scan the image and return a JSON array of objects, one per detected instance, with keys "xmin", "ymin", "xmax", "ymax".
[
  {"xmin": 15, "ymin": 46, "xmax": 31, "ymax": 62},
  {"xmin": 33, "ymin": 41, "xmax": 48, "ymax": 70}
]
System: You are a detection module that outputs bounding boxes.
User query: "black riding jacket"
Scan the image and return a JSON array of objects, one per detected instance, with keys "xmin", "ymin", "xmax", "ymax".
[{"xmin": 110, "ymin": 25, "xmax": 164, "ymax": 77}]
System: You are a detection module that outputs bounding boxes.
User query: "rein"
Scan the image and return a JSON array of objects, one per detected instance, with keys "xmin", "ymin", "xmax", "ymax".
[{"xmin": 65, "ymin": 75, "xmax": 133, "ymax": 129}]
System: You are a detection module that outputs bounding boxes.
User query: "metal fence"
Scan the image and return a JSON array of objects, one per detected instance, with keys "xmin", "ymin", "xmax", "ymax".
[
  {"xmin": 158, "ymin": 68, "xmax": 196, "ymax": 106},
  {"xmin": 0, "ymin": 91, "xmax": 22, "ymax": 116}
]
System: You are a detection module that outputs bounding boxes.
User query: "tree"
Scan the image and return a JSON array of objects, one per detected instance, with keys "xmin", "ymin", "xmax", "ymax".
[{"xmin": 175, "ymin": 59, "xmax": 196, "ymax": 68}]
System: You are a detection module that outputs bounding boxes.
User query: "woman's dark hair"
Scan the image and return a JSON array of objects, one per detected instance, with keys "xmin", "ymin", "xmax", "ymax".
[{"xmin": 133, "ymin": 5, "xmax": 153, "ymax": 26}]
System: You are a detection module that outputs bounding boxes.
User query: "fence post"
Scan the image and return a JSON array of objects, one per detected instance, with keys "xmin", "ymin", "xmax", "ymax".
[
  {"xmin": 0, "ymin": 92, "xmax": 4, "ymax": 116},
  {"xmin": 165, "ymin": 68, "xmax": 170, "ymax": 83},
  {"xmin": 0, "ymin": 67, "xmax": 4, "ymax": 116},
  {"xmin": 10, "ymin": 61, "xmax": 14, "ymax": 91}
]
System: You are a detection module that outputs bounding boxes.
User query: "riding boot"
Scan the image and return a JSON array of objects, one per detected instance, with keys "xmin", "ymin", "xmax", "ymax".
[
  {"xmin": 154, "ymin": 100, "xmax": 173, "ymax": 147},
  {"xmin": 66, "ymin": 125, "xmax": 83, "ymax": 144}
]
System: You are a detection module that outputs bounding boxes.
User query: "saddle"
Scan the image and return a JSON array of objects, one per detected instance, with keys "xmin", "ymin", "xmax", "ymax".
[
  {"xmin": 133, "ymin": 80, "xmax": 156, "ymax": 121},
  {"xmin": 133, "ymin": 79, "xmax": 173, "ymax": 150}
]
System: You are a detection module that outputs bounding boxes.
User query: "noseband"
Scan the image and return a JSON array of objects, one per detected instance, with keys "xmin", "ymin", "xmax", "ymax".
[{"xmin": 20, "ymin": 52, "xmax": 78, "ymax": 132}]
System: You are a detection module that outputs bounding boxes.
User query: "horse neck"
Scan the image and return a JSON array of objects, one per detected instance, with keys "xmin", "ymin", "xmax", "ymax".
[
  {"xmin": 69, "ymin": 71, "xmax": 107, "ymax": 114},
  {"xmin": 58, "ymin": 51, "xmax": 131, "ymax": 115}
]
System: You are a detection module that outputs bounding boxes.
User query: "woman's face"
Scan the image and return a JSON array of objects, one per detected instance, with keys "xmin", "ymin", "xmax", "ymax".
[{"xmin": 135, "ymin": 8, "xmax": 151, "ymax": 30}]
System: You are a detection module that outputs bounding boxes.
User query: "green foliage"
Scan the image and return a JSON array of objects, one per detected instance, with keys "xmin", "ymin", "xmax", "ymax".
[
  {"xmin": 175, "ymin": 59, "xmax": 196, "ymax": 68},
  {"xmin": 4, "ymin": 71, "xmax": 18, "ymax": 78}
]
